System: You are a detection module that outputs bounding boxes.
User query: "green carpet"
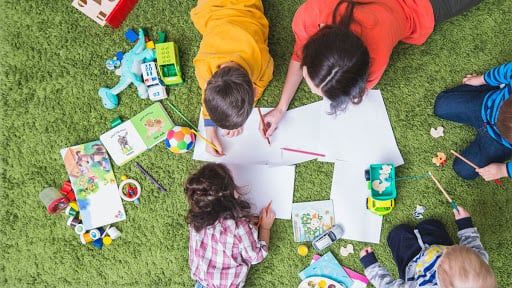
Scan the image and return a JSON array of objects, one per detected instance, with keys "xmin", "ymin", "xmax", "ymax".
[{"xmin": 1, "ymin": 0, "xmax": 511, "ymax": 287}]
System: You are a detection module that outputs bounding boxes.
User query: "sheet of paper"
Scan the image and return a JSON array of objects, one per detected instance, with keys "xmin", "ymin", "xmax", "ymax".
[
  {"xmin": 331, "ymin": 160, "xmax": 382, "ymax": 244},
  {"xmin": 226, "ymin": 164, "xmax": 295, "ymax": 219},
  {"xmin": 192, "ymin": 102, "xmax": 323, "ymax": 164},
  {"xmin": 318, "ymin": 90, "xmax": 403, "ymax": 164}
]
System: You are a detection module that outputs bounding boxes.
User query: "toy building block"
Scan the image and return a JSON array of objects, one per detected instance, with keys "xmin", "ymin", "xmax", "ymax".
[
  {"xmin": 155, "ymin": 32, "xmax": 166, "ymax": 44},
  {"xmin": 106, "ymin": 0, "xmax": 139, "ymax": 29},
  {"xmin": 155, "ymin": 42, "xmax": 184, "ymax": 86},
  {"xmin": 71, "ymin": 0, "xmax": 138, "ymax": 29},
  {"xmin": 146, "ymin": 41, "xmax": 155, "ymax": 49},
  {"xmin": 125, "ymin": 29, "xmax": 138, "ymax": 43}
]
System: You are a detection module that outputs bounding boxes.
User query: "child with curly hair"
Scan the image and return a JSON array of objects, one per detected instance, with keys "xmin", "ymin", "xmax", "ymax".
[{"xmin": 184, "ymin": 163, "xmax": 276, "ymax": 288}]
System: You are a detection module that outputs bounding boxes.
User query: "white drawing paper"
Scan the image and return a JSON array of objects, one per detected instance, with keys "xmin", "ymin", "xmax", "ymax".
[{"xmin": 227, "ymin": 164, "xmax": 295, "ymax": 220}]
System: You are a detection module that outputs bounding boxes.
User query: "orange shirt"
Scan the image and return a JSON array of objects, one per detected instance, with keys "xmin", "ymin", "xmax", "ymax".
[
  {"xmin": 291, "ymin": 0, "xmax": 434, "ymax": 89},
  {"xmin": 191, "ymin": 0, "xmax": 274, "ymax": 121}
]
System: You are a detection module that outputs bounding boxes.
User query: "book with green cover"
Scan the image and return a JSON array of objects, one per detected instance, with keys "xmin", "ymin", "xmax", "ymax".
[{"xmin": 100, "ymin": 102, "xmax": 174, "ymax": 166}]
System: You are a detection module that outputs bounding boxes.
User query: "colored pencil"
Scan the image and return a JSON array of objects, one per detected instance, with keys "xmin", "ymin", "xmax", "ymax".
[
  {"xmin": 281, "ymin": 147, "xmax": 325, "ymax": 157},
  {"xmin": 450, "ymin": 150, "xmax": 503, "ymax": 185},
  {"xmin": 191, "ymin": 130, "xmax": 222, "ymax": 154},
  {"xmin": 167, "ymin": 102, "xmax": 199, "ymax": 131},
  {"xmin": 428, "ymin": 171, "xmax": 459, "ymax": 212},
  {"xmin": 167, "ymin": 102, "xmax": 222, "ymax": 154},
  {"xmin": 134, "ymin": 162, "xmax": 167, "ymax": 193},
  {"xmin": 257, "ymin": 107, "xmax": 271, "ymax": 145}
]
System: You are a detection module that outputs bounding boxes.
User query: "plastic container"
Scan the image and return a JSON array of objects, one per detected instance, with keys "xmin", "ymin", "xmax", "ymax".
[
  {"xmin": 39, "ymin": 187, "xmax": 69, "ymax": 214},
  {"xmin": 368, "ymin": 164, "xmax": 396, "ymax": 201}
]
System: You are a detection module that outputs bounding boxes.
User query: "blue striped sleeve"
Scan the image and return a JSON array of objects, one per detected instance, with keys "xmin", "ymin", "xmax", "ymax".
[{"xmin": 483, "ymin": 62, "xmax": 512, "ymax": 86}]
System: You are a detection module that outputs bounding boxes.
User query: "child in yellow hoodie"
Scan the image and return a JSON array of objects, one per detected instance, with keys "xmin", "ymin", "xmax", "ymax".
[{"xmin": 191, "ymin": 0, "xmax": 274, "ymax": 157}]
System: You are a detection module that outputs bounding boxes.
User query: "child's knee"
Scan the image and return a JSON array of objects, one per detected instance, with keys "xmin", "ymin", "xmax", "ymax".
[
  {"xmin": 387, "ymin": 224, "xmax": 412, "ymax": 242},
  {"xmin": 433, "ymin": 93, "xmax": 449, "ymax": 117},
  {"xmin": 453, "ymin": 158, "xmax": 478, "ymax": 180}
]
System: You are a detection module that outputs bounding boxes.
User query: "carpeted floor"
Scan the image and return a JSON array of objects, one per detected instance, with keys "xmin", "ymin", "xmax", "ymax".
[{"xmin": 1, "ymin": 0, "xmax": 511, "ymax": 287}]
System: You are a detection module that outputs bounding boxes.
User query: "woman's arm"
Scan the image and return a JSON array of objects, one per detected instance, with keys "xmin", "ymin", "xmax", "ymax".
[{"xmin": 259, "ymin": 60, "xmax": 303, "ymax": 137}]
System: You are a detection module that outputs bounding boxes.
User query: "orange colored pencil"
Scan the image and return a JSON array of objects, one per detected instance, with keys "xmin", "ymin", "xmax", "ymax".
[{"xmin": 257, "ymin": 200, "xmax": 272, "ymax": 227}]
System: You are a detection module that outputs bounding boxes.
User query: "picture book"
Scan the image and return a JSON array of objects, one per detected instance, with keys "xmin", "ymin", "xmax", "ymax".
[
  {"xmin": 60, "ymin": 140, "xmax": 126, "ymax": 230},
  {"xmin": 298, "ymin": 252, "xmax": 354, "ymax": 287},
  {"xmin": 100, "ymin": 102, "xmax": 174, "ymax": 166},
  {"xmin": 292, "ymin": 200, "xmax": 335, "ymax": 242}
]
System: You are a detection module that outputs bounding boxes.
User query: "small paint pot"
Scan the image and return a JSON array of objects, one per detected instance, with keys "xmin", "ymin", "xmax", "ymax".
[
  {"xmin": 89, "ymin": 228, "xmax": 104, "ymax": 240},
  {"xmin": 74, "ymin": 224, "xmax": 85, "ymax": 235},
  {"xmin": 107, "ymin": 227, "xmax": 121, "ymax": 239},
  {"xmin": 69, "ymin": 201, "xmax": 79, "ymax": 211},
  {"xmin": 66, "ymin": 216, "xmax": 81, "ymax": 227},
  {"xmin": 80, "ymin": 232, "xmax": 93, "ymax": 244},
  {"xmin": 92, "ymin": 238, "xmax": 103, "ymax": 249},
  {"xmin": 103, "ymin": 236, "xmax": 113, "ymax": 245},
  {"xmin": 39, "ymin": 187, "xmax": 69, "ymax": 214},
  {"xmin": 298, "ymin": 244, "xmax": 308, "ymax": 256},
  {"xmin": 65, "ymin": 206, "xmax": 78, "ymax": 217}
]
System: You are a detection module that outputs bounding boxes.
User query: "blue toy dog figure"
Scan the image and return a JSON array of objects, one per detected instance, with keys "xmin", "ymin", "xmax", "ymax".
[{"xmin": 98, "ymin": 29, "xmax": 156, "ymax": 109}]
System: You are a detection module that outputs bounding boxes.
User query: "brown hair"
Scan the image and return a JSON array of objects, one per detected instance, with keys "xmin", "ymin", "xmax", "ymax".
[
  {"xmin": 184, "ymin": 163, "xmax": 252, "ymax": 232},
  {"xmin": 204, "ymin": 65, "xmax": 254, "ymax": 130},
  {"xmin": 436, "ymin": 245, "xmax": 496, "ymax": 288},
  {"xmin": 496, "ymin": 96, "xmax": 512, "ymax": 144}
]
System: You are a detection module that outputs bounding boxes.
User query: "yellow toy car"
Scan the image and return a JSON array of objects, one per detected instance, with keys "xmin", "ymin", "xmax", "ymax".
[{"xmin": 366, "ymin": 196, "xmax": 395, "ymax": 216}]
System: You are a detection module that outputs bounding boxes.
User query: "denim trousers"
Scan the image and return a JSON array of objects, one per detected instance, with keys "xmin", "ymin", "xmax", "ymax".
[
  {"xmin": 434, "ymin": 84, "xmax": 512, "ymax": 180},
  {"xmin": 387, "ymin": 219, "xmax": 453, "ymax": 280}
]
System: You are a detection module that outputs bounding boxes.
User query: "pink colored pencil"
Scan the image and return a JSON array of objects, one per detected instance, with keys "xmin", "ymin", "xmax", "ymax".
[{"xmin": 281, "ymin": 147, "xmax": 325, "ymax": 157}]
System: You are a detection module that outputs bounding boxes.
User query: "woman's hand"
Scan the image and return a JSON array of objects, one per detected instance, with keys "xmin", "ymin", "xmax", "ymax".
[{"xmin": 259, "ymin": 107, "xmax": 286, "ymax": 138}]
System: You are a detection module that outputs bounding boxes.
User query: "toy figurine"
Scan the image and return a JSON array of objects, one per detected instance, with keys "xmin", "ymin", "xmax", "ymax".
[{"xmin": 98, "ymin": 29, "xmax": 156, "ymax": 109}]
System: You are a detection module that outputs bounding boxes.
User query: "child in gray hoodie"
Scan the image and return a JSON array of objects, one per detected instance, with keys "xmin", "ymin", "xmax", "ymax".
[{"xmin": 359, "ymin": 206, "xmax": 496, "ymax": 287}]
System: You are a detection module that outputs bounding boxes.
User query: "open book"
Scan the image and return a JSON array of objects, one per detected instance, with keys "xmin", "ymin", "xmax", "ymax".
[{"xmin": 100, "ymin": 102, "xmax": 174, "ymax": 166}]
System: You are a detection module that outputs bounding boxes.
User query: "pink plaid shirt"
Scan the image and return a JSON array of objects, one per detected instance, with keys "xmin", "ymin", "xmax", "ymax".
[{"xmin": 189, "ymin": 218, "xmax": 269, "ymax": 288}]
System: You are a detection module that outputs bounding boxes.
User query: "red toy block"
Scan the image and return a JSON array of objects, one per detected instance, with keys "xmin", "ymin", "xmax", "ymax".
[{"xmin": 106, "ymin": 0, "xmax": 139, "ymax": 29}]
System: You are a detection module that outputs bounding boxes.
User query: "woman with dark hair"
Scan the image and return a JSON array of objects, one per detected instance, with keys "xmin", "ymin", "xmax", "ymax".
[{"xmin": 260, "ymin": 0, "xmax": 481, "ymax": 137}]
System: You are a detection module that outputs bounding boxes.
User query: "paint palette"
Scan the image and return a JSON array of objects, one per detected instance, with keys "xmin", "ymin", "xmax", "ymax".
[{"xmin": 298, "ymin": 277, "xmax": 346, "ymax": 288}]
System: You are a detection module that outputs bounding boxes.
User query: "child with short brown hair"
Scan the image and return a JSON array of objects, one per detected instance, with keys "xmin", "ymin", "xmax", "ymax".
[{"xmin": 191, "ymin": 0, "xmax": 274, "ymax": 157}]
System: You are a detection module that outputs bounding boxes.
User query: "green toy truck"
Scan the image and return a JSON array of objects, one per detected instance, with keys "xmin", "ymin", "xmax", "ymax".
[{"xmin": 155, "ymin": 42, "xmax": 184, "ymax": 86}]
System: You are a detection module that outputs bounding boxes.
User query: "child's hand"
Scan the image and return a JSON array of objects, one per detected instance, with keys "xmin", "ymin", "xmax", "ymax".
[
  {"xmin": 476, "ymin": 163, "xmax": 508, "ymax": 181},
  {"xmin": 259, "ymin": 207, "xmax": 276, "ymax": 229},
  {"xmin": 259, "ymin": 108, "xmax": 285, "ymax": 138},
  {"xmin": 249, "ymin": 215, "xmax": 260, "ymax": 226},
  {"xmin": 222, "ymin": 127, "xmax": 243, "ymax": 138},
  {"xmin": 462, "ymin": 74, "xmax": 486, "ymax": 86},
  {"xmin": 453, "ymin": 206, "xmax": 470, "ymax": 220},
  {"xmin": 360, "ymin": 247, "xmax": 373, "ymax": 258},
  {"xmin": 205, "ymin": 126, "xmax": 225, "ymax": 157}
]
